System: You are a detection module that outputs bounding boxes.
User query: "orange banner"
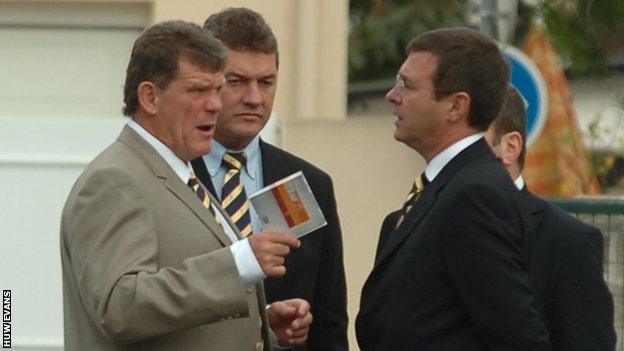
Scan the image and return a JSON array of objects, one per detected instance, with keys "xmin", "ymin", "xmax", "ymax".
[{"xmin": 522, "ymin": 26, "xmax": 601, "ymax": 197}]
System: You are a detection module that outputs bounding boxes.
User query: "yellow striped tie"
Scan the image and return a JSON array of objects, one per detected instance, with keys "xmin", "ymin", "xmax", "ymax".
[
  {"xmin": 188, "ymin": 172, "xmax": 218, "ymax": 220},
  {"xmin": 395, "ymin": 173, "xmax": 427, "ymax": 229},
  {"xmin": 221, "ymin": 152, "xmax": 253, "ymax": 237}
]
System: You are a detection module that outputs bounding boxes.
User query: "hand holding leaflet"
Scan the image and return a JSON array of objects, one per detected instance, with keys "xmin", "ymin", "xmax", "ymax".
[{"xmin": 249, "ymin": 171, "xmax": 327, "ymax": 238}]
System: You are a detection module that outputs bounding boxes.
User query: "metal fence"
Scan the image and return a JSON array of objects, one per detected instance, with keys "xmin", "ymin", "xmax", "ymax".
[{"xmin": 548, "ymin": 197, "xmax": 624, "ymax": 350}]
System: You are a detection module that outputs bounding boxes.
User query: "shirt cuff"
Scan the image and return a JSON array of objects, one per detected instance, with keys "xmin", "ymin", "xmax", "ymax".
[{"xmin": 230, "ymin": 238, "xmax": 266, "ymax": 287}]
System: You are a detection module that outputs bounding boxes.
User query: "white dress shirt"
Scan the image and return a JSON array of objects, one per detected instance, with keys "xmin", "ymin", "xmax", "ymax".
[
  {"xmin": 424, "ymin": 133, "xmax": 485, "ymax": 182},
  {"xmin": 127, "ymin": 120, "xmax": 265, "ymax": 287},
  {"xmin": 514, "ymin": 175, "xmax": 525, "ymax": 191}
]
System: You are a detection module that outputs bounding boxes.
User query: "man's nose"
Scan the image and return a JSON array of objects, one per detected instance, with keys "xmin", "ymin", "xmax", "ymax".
[
  {"xmin": 206, "ymin": 92, "xmax": 222, "ymax": 112},
  {"xmin": 243, "ymin": 81, "xmax": 262, "ymax": 106},
  {"xmin": 386, "ymin": 85, "xmax": 401, "ymax": 104}
]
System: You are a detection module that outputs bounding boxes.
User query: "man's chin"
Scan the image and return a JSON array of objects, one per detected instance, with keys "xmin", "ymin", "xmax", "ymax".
[
  {"xmin": 216, "ymin": 128, "xmax": 261, "ymax": 148},
  {"xmin": 393, "ymin": 130, "xmax": 404, "ymax": 142},
  {"xmin": 190, "ymin": 144, "xmax": 212, "ymax": 159}
]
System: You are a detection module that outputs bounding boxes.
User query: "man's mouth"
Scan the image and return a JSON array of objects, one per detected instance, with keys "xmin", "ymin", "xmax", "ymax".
[
  {"xmin": 235, "ymin": 112, "xmax": 263, "ymax": 118},
  {"xmin": 196, "ymin": 124, "xmax": 215, "ymax": 133}
]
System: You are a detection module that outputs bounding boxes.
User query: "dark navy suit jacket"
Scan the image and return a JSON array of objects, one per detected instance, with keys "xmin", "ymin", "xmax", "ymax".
[
  {"xmin": 356, "ymin": 139, "xmax": 550, "ymax": 351},
  {"xmin": 521, "ymin": 188, "xmax": 615, "ymax": 351},
  {"xmin": 192, "ymin": 139, "xmax": 348, "ymax": 351}
]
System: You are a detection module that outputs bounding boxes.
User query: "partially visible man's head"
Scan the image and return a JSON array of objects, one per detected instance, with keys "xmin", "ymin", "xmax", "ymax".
[
  {"xmin": 204, "ymin": 7, "xmax": 279, "ymax": 151},
  {"xmin": 123, "ymin": 20, "xmax": 227, "ymax": 161},
  {"xmin": 485, "ymin": 85, "xmax": 527, "ymax": 177},
  {"xmin": 204, "ymin": 7, "xmax": 279, "ymax": 66},
  {"xmin": 386, "ymin": 28, "xmax": 509, "ymax": 160}
]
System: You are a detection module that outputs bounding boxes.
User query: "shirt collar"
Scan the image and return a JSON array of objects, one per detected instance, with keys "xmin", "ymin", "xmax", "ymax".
[
  {"xmin": 424, "ymin": 133, "xmax": 484, "ymax": 182},
  {"xmin": 205, "ymin": 135, "xmax": 261, "ymax": 179},
  {"xmin": 127, "ymin": 119, "xmax": 193, "ymax": 183},
  {"xmin": 514, "ymin": 175, "xmax": 525, "ymax": 191}
]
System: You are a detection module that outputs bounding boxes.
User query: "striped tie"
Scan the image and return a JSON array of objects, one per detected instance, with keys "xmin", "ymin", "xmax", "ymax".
[
  {"xmin": 221, "ymin": 152, "xmax": 253, "ymax": 237},
  {"xmin": 188, "ymin": 172, "xmax": 217, "ymax": 219},
  {"xmin": 395, "ymin": 173, "xmax": 428, "ymax": 229}
]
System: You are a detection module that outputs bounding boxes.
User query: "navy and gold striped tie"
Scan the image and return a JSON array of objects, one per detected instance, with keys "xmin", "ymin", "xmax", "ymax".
[
  {"xmin": 221, "ymin": 152, "xmax": 253, "ymax": 237},
  {"xmin": 395, "ymin": 173, "xmax": 427, "ymax": 229},
  {"xmin": 188, "ymin": 172, "xmax": 218, "ymax": 219}
]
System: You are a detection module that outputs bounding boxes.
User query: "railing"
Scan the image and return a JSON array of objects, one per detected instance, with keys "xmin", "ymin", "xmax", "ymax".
[{"xmin": 548, "ymin": 197, "xmax": 624, "ymax": 350}]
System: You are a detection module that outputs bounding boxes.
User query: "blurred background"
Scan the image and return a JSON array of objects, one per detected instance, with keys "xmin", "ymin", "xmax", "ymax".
[{"xmin": 1, "ymin": 0, "xmax": 623, "ymax": 349}]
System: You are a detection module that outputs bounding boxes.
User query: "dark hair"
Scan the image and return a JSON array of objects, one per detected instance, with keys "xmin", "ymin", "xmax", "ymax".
[
  {"xmin": 491, "ymin": 85, "xmax": 527, "ymax": 168},
  {"xmin": 406, "ymin": 27, "xmax": 509, "ymax": 131},
  {"xmin": 203, "ymin": 7, "xmax": 279, "ymax": 67},
  {"xmin": 122, "ymin": 20, "xmax": 227, "ymax": 117}
]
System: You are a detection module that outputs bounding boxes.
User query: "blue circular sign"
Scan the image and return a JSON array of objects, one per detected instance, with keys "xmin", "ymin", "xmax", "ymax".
[{"xmin": 502, "ymin": 46, "xmax": 548, "ymax": 147}]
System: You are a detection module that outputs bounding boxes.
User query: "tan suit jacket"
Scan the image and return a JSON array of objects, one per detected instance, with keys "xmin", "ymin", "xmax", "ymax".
[{"xmin": 61, "ymin": 126, "xmax": 270, "ymax": 351}]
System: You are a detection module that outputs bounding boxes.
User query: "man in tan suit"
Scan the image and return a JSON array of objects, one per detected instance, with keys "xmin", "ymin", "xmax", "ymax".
[{"xmin": 61, "ymin": 20, "xmax": 311, "ymax": 351}]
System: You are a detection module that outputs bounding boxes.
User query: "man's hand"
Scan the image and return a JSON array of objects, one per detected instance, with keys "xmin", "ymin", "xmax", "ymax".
[
  {"xmin": 268, "ymin": 299, "xmax": 312, "ymax": 346},
  {"xmin": 248, "ymin": 231, "xmax": 300, "ymax": 277}
]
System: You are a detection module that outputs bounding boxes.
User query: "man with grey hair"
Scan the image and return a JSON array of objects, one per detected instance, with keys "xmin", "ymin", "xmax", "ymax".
[{"xmin": 61, "ymin": 20, "xmax": 311, "ymax": 351}]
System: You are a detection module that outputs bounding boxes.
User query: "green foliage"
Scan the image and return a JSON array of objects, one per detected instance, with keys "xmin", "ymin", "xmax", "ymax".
[
  {"xmin": 348, "ymin": 0, "xmax": 469, "ymax": 82},
  {"xmin": 348, "ymin": 0, "xmax": 624, "ymax": 82},
  {"xmin": 538, "ymin": 0, "xmax": 624, "ymax": 75},
  {"xmin": 616, "ymin": 91, "xmax": 624, "ymax": 111}
]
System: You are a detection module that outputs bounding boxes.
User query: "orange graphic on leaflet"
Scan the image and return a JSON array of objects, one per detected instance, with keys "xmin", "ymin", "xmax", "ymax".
[{"xmin": 271, "ymin": 183, "xmax": 309, "ymax": 228}]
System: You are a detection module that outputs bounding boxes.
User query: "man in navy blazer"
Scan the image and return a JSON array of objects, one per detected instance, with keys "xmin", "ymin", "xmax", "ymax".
[
  {"xmin": 356, "ymin": 28, "xmax": 550, "ymax": 350},
  {"xmin": 485, "ymin": 86, "xmax": 616, "ymax": 351},
  {"xmin": 191, "ymin": 8, "xmax": 348, "ymax": 351}
]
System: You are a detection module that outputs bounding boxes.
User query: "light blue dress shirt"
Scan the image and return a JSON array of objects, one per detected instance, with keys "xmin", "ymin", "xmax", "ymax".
[{"xmin": 203, "ymin": 135, "xmax": 264, "ymax": 234}]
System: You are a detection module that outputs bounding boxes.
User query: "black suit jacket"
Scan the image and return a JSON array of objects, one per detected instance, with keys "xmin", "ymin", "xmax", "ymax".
[
  {"xmin": 356, "ymin": 139, "xmax": 550, "ymax": 351},
  {"xmin": 192, "ymin": 139, "xmax": 348, "ymax": 351},
  {"xmin": 521, "ymin": 188, "xmax": 616, "ymax": 351}
]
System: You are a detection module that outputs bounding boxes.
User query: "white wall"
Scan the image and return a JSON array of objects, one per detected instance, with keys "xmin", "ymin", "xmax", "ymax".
[
  {"xmin": 568, "ymin": 73, "xmax": 624, "ymax": 151},
  {"xmin": 0, "ymin": 2, "xmax": 146, "ymax": 349},
  {"xmin": 0, "ymin": 117, "xmax": 127, "ymax": 350}
]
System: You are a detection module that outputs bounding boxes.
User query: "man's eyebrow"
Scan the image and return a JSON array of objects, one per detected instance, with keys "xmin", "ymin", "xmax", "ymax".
[
  {"xmin": 224, "ymin": 73, "xmax": 276, "ymax": 80},
  {"xmin": 225, "ymin": 73, "xmax": 246, "ymax": 78}
]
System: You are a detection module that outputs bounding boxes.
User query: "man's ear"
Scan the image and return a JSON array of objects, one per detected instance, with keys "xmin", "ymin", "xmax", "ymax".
[
  {"xmin": 448, "ymin": 91, "xmax": 470, "ymax": 122},
  {"xmin": 137, "ymin": 81, "xmax": 158, "ymax": 115},
  {"xmin": 499, "ymin": 131, "xmax": 523, "ymax": 167}
]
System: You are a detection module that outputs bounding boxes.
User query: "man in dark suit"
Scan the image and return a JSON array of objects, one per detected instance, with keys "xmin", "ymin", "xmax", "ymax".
[
  {"xmin": 356, "ymin": 28, "xmax": 551, "ymax": 350},
  {"xmin": 190, "ymin": 8, "xmax": 348, "ymax": 351},
  {"xmin": 61, "ymin": 20, "xmax": 312, "ymax": 351},
  {"xmin": 485, "ymin": 86, "xmax": 616, "ymax": 351}
]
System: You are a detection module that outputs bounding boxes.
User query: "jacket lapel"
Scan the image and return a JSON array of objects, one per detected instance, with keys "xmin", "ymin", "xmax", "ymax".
[
  {"xmin": 374, "ymin": 187, "xmax": 438, "ymax": 267},
  {"xmin": 190, "ymin": 157, "xmax": 219, "ymax": 198},
  {"xmin": 512, "ymin": 186, "xmax": 543, "ymax": 276},
  {"xmin": 260, "ymin": 139, "xmax": 288, "ymax": 186},
  {"xmin": 374, "ymin": 138, "xmax": 494, "ymax": 268},
  {"xmin": 119, "ymin": 126, "xmax": 232, "ymax": 247},
  {"xmin": 521, "ymin": 186, "xmax": 545, "ymax": 226},
  {"xmin": 162, "ymin": 176, "xmax": 233, "ymax": 246},
  {"xmin": 191, "ymin": 139, "xmax": 282, "ymax": 195}
]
